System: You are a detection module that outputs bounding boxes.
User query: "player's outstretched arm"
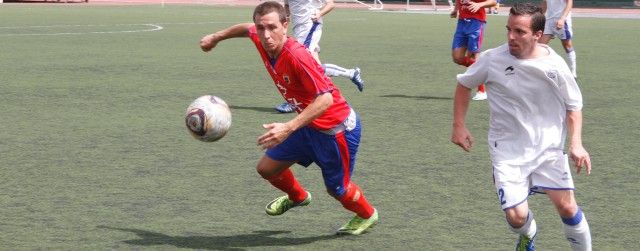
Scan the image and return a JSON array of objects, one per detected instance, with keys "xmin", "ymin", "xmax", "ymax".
[
  {"xmin": 567, "ymin": 110, "xmax": 591, "ymax": 174},
  {"xmin": 200, "ymin": 23, "xmax": 253, "ymax": 52},
  {"xmin": 258, "ymin": 93, "xmax": 333, "ymax": 149},
  {"xmin": 451, "ymin": 84, "xmax": 474, "ymax": 152}
]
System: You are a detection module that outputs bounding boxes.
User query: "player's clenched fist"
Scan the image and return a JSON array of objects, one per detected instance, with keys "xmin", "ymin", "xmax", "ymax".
[{"xmin": 200, "ymin": 33, "xmax": 219, "ymax": 52}]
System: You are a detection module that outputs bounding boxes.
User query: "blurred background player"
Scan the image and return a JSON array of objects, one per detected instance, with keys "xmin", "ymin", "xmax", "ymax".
[
  {"xmin": 200, "ymin": 1, "xmax": 378, "ymax": 235},
  {"xmin": 425, "ymin": 0, "xmax": 455, "ymax": 11},
  {"xmin": 487, "ymin": 0, "xmax": 501, "ymax": 14},
  {"xmin": 540, "ymin": 0, "xmax": 578, "ymax": 78},
  {"xmin": 451, "ymin": 3, "xmax": 592, "ymax": 250},
  {"xmin": 275, "ymin": 0, "xmax": 365, "ymax": 113},
  {"xmin": 450, "ymin": 0, "xmax": 496, "ymax": 101}
]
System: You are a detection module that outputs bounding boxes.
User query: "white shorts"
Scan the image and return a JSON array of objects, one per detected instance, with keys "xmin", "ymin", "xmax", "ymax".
[
  {"xmin": 292, "ymin": 21, "xmax": 323, "ymax": 53},
  {"xmin": 544, "ymin": 16, "xmax": 573, "ymax": 40},
  {"xmin": 492, "ymin": 153, "xmax": 575, "ymax": 210}
]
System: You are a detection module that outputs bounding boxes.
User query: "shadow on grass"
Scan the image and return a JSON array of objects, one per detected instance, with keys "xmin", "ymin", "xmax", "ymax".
[
  {"xmin": 380, "ymin": 94, "xmax": 453, "ymax": 100},
  {"xmin": 229, "ymin": 105, "xmax": 280, "ymax": 114},
  {"xmin": 98, "ymin": 226, "xmax": 341, "ymax": 250}
]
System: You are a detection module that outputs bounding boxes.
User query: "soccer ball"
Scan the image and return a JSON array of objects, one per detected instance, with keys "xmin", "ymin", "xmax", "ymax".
[{"xmin": 185, "ymin": 95, "xmax": 232, "ymax": 142}]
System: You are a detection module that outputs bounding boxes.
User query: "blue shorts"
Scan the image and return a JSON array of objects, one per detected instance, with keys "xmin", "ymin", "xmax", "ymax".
[
  {"xmin": 266, "ymin": 113, "xmax": 361, "ymax": 197},
  {"xmin": 452, "ymin": 18, "xmax": 485, "ymax": 53}
]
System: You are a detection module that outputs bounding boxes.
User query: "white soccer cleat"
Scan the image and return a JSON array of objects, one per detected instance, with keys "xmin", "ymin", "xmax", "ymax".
[{"xmin": 472, "ymin": 91, "xmax": 487, "ymax": 101}]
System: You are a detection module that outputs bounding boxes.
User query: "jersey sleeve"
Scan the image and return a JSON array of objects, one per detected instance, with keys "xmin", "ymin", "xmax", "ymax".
[
  {"xmin": 558, "ymin": 67, "xmax": 583, "ymax": 111},
  {"xmin": 456, "ymin": 50, "xmax": 490, "ymax": 89}
]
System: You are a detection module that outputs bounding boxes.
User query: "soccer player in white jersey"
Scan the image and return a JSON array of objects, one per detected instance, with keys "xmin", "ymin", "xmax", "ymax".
[
  {"xmin": 275, "ymin": 0, "xmax": 365, "ymax": 113},
  {"xmin": 540, "ymin": 0, "xmax": 577, "ymax": 78},
  {"xmin": 451, "ymin": 3, "xmax": 592, "ymax": 250}
]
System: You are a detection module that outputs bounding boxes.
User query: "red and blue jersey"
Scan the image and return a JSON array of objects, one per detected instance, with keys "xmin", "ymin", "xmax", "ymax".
[
  {"xmin": 458, "ymin": 0, "xmax": 487, "ymax": 22},
  {"xmin": 247, "ymin": 25, "xmax": 350, "ymax": 131}
]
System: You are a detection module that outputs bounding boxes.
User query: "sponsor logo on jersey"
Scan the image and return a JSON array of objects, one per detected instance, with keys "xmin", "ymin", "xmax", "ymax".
[
  {"xmin": 286, "ymin": 98, "xmax": 303, "ymax": 112},
  {"xmin": 276, "ymin": 81, "xmax": 287, "ymax": 95}
]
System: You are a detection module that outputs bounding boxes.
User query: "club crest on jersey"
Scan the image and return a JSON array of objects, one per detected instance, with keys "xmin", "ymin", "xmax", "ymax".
[
  {"xmin": 283, "ymin": 75, "xmax": 290, "ymax": 85},
  {"xmin": 505, "ymin": 66, "xmax": 515, "ymax": 75},
  {"xmin": 546, "ymin": 71, "xmax": 557, "ymax": 79}
]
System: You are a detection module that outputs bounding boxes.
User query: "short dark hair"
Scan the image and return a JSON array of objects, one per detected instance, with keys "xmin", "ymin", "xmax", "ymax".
[
  {"xmin": 509, "ymin": 2, "xmax": 546, "ymax": 33},
  {"xmin": 253, "ymin": 1, "xmax": 287, "ymax": 24}
]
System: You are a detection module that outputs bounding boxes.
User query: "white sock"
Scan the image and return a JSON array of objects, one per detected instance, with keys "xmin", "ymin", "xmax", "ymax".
[
  {"xmin": 567, "ymin": 49, "xmax": 577, "ymax": 78},
  {"xmin": 562, "ymin": 208, "xmax": 592, "ymax": 251},
  {"xmin": 510, "ymin": 210, "xmax": 537, "ymax": 238},
  {"xmin": 322, "ymin": 63, "xmax": 354, "ymax": 79}
]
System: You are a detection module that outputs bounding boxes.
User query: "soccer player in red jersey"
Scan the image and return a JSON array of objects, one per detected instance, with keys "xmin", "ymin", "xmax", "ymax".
[
  {"xmin": 450, "ymin": 0, "xmax": 496, "ymax": 100},
  {"xmin": 199, "ymin": 1, "xmax": 378, "ymax": 235}
]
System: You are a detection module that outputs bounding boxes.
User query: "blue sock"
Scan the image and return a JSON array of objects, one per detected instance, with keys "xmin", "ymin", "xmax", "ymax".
[{"xmin": 561, "ymin": 208, "xmax": 592, "ymax": 251}]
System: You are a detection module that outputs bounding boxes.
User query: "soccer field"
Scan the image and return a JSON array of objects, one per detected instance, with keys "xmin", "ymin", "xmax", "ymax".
[{"xmin": 1, "ymin": 4, "xmax": 639, "ymax": 250}]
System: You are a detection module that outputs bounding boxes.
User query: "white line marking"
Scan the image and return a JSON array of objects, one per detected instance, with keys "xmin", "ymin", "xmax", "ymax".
[
  {"xmin": 0, "ymin": 18, "xmax": 365, "ymax": 37},
  {"xmin": 0, "ymin": 24, "xmax": 163, "ymax": 36},
  {"xmin": 0, "ymin": 21, "xmax": 234, "ymax": 29}
]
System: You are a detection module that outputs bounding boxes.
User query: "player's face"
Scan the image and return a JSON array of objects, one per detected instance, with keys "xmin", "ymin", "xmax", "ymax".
[
  {"xmin": 254, "ymin": 11, "xmax": 288, "ymax": 58},
  {"xmin": 506, "ymin": 14, "xmax": 542, "ymax": 59}
]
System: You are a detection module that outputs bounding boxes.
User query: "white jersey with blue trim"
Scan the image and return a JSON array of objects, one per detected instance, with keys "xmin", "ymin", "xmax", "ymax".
[
  {"xmin": 545, "ymin": 0, "xmax": 571, "ymax": 19},
  {"xmin": 285, "ymin": 0, "xmax": 325, "ymax": 26},
  {"xmin": 457, "ymin": 43, "xmax": 583, "ymax": 164}
]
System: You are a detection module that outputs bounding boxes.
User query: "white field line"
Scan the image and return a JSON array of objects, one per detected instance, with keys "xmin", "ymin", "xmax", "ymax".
[
  {"xmin": 0, "ymin": 21, "xmax": 237, "ymax": 36},
  {"xmin": 0, "ymin": 23, "xmax": 164, "ymax": 36},
  {"xmin": 0, "ymin": 18, "xmax": 365, "ymax": 36}
]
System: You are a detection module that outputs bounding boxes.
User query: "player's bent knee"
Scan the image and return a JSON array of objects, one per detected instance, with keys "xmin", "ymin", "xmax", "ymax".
[
  {"xmin": 504, "ymin": 208, "xmax": 528, "ymax": 228},
  {"xmin": 555, "ymin": 202, "xmax": 578, "ymax": 218},
  {"xmin": 256, "ymin": 164, "xmax": 273, "ymax": 179},
  {"xmin": 256, "ymin": 165, "xmax": 289, "ymax": 179},
  {"xmin": 255, "ymin": 159, "xmax": 271, "ymax": 178},
  {"xmin": 255, "ymin": 156, "xmax": 290, "ymax": 179},
  {"xmin": 505, "ymin": 215, "xmax": 528, "ymax": 228}
]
